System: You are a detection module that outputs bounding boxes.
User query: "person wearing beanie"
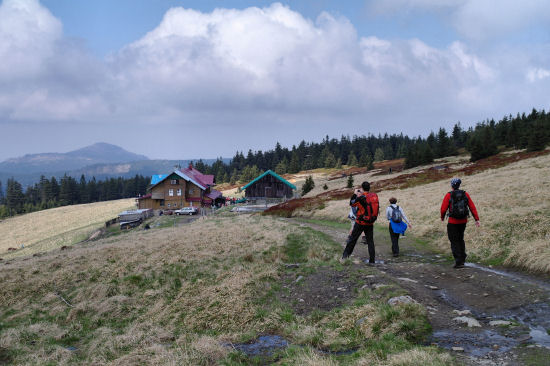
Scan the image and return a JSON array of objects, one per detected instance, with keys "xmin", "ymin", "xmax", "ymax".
[{"xmin": 440, "ymin": 178, "xmax": 480, "ymax": 268}]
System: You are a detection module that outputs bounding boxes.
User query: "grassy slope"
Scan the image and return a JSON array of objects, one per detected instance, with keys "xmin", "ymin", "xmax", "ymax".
[
  {"xmin": 293, "ymin": 151, "xmax": 550, "ymax": 273},
  {"xmin": 0, "ymin": 199, "xmax": 135, "ymax": 259},
  {"xmin": 0, "ymin": 214, "xmax": 451, "ymax": 365}
]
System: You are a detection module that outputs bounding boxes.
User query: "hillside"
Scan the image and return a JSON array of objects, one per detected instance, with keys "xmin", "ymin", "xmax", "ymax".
[
  {"xmin": 277, "ymin": 150, "xmax": 550, "ymax": 273},
  {"xmin": 0, "ymin": 199, "xmax": 135, "ymax": 258}
]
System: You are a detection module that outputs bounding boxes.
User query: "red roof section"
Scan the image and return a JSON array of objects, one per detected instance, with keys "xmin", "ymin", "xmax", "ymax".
[
  {"xmin": 206, "ymin": 189, "xmax": 222, "ymax": 200},
  {"xmin": 181, "ymin": 164, "xmax": 214, "ymax": 187}
]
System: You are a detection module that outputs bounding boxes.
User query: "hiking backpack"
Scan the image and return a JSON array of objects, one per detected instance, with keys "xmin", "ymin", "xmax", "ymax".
[
  {"xmin": 359, "ymin": 192, "xmax": 379, "ymax": 224},
  {"xmin": 448, "ymin": 190, "xmax": 469, "ymax": 219},
  {"xmin": 390, "ymin": 206, "xmax": 402, "ymax": 223}
]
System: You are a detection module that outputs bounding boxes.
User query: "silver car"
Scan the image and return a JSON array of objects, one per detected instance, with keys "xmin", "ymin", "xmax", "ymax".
[{"xmin": 174, "ymin": 207, "xmax": 198, "ymax": 215}]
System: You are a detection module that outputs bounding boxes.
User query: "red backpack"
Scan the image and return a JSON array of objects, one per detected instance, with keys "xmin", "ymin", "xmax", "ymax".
[{"xmin": 357, "ymin": 192, "xmax": 379, "ymax": 224}]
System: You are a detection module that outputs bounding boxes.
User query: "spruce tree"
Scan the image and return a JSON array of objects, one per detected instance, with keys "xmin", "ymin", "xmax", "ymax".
[
  {"xmin": 301, "ymin": 175, "xmax": 315, "ymax": 196},
  {"xmin": 436, "ymin": 128, "xmax": 450, "ymax": 158},
  {"xmin": 49, "ymin": 177, "xmax": 60, "ymax": 202},
  {"xmin": 79, "ymin": 175, "xmax": 87, "ymax": 203},
  {"xmin": 0, "ymin": 180, "xmax": 4, "ymax": 205},
  {"xmin": 289, "ymin": 151, "xmax": 301, "ymax": 173},
  {"xmin": 347, "ymin": 152, "xmax": 359, "ymax": 167},
  {"xmin": 6, "ymin": 178, "xmax": 24, "ymax": 215},
  {"xmin": 405, "ymin": 144, "xmax": 418, "ymax": 169},
  {"xmin": 527, "ymin": 120, "xmax": 547, "ymax": 151},
  {"xmin": 324, "ymin": 152, "xmax": 337, "ymax": 168},
  {"xmin": 347, "ymin": 174, "xmax": 354, "ymax": 188},
  {"xmin": 373, "ymin": 148, "xmax": 384, "ymax": 162},
  {"xmin": 230, "ymin": 169, "xmax": 239, "ymax": 185}
]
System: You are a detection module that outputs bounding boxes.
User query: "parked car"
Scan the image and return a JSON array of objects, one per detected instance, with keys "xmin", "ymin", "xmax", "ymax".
[{"xmin": 174, "ymin": 207, "xmax": 198, "ymax": 215}]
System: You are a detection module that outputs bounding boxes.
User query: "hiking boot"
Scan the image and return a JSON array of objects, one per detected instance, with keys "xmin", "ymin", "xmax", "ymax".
[
  {"xmin": 393, "ymin": 253, "xmax": 399, "ymax": 257},
  {"xmin": 453, "ymin": 263, "xmax": 465, "ymax": 269}
]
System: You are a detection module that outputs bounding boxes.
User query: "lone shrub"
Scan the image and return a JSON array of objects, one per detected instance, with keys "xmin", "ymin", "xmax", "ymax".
[
  {"xmin": 301, "ymin": 176, "xmax": 315, "ymax": 196},
  {"xmin": 346, "ymin": 174, "xmax": 354, "ymax": 188}
]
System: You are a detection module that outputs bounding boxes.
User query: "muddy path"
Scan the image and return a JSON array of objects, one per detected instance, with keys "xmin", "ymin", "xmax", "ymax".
[{"xmin": 292, "ymin": 219, "xmax": 550, "ymax": 366}]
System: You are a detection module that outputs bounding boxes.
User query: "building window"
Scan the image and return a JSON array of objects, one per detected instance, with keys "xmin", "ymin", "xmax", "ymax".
[
  {"xmin": 167, "ymin": 203, "xmax": 171, "ymax": 207},
  {"xmin": 170, "ymin": 179, "xmax": 178, "ymax": 185},
  {"xmin": 169, "ymin": 189, "xmax": 174, "ymax": 196},
  {"xmin": 177, "ymin": 189, "xmax": 182, "ymax": 196},
  {"xmin": 173, "ymin": 202, "xmax": 178, "ymax": 207},
  {"xmin": 160, "ymin": 200, "xmax": 165, "ymax": 207}
]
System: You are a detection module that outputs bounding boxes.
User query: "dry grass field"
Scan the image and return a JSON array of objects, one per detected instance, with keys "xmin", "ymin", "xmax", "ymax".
[
  {"xmin": 0, "ymin": 199, "xmax": 135, "ymax": 259},
  {"xmin": 0, "ymin": 214, "xmax": 451, "ymax": 365},
  {"xmin": 293, "ymin": 151, "xmax": 550, "ymax": 273}
]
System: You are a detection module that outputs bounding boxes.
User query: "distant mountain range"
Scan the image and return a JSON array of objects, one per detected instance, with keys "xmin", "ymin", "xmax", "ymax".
[{"xmin": 0, "ymin": 143, "xmax": 228, "ymax": 188}]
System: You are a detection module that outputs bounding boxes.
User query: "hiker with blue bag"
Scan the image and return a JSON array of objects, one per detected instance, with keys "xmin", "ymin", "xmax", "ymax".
[{"xmin": 386, "ymin": 197, "xmax": 411, "ymax": 257}]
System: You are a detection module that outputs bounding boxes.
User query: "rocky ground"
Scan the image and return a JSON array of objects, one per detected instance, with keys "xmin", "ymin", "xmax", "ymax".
[{"xmin": 282, "ymin": 219, "xmax": 550, "ymax": 366}]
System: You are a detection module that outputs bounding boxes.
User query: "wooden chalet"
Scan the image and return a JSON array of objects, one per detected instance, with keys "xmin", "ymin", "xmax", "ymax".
[
  {"xmin": 242, "ymin": 170, "xmax": 296, "ymax": 199},
  {"xmin": 137, "ymin": 164, "xmax": 220, "ymax": 210}
]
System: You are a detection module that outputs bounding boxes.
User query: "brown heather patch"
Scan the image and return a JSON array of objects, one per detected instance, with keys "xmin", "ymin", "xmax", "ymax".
[{"xmin": 265, "ymin": 150, "xmax": 550, "ymax": 219}]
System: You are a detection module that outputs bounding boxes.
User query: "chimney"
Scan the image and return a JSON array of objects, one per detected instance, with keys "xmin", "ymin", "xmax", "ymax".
[{"xmin": 188, "ymin": 162, "xmax": 193, "ymax": 169}]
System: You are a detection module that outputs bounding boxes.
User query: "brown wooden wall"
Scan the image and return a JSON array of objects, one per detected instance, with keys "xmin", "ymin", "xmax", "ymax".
[
  {"xmin": 138, "ymin": 174, "xmax": 204, "ymax": 209},
  {"xmin": 245, "ymin": 175, "xmax": 294, "ymax": 198}
]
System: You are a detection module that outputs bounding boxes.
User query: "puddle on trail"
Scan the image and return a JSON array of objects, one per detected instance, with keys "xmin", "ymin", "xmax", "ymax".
[
  {"xmin": 229, "ymin": 335, "xmax": 288, "ymax": 356},
  {"xmin": 432, "ymin": 268, "xmax": 550, "ymax": 356},
  {"xmin": 504, "ymin": 302, "xmax": 550, "ymax": 349},
  {"xmin": 465, "ymin": 263, "xmax": 550, "ymax": 292},
  {"xmin": 227, "ymin": 335, "xmax": 360, "ymax": 358},
  {"xmin": 431, "ymin": 329, "xmax": 517, "ymax": 357}
]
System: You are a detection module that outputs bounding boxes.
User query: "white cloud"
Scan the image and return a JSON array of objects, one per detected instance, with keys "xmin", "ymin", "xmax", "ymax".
[
  {"xmin": 367, "ymin": 0, "xmax": 550, "ymax": 41},
  {"xmin": 0, "ymin": 0, "xmax": 107, "ymax": 122},
  {"xmin": 527, "ymin": 68, "xmax": 550, "ymax": 82},
  {"xmin": 0, "ymin": 0, "xmax": 549, "ymax": 160},
  {"xmin": 0, "ymin": 0, "xmax": 61, "ymax": 77}
]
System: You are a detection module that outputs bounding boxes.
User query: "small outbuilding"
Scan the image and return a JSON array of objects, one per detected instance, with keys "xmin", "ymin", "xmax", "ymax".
[{"xmin": 242, "ymin": 170, "xmax": 296, "ymax": 199}]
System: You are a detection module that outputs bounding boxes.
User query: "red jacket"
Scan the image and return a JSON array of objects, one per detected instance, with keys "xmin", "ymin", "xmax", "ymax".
[{"xmin": 440, "ymin": 190, "xmax": 479, "ymax": 224}]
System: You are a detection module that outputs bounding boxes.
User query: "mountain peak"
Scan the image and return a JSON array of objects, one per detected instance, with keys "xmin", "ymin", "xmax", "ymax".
[
  {"xmin": 0, "ymin": 143, "xmax": 148, "ymax": 174},
  {"xmin": 68, "ymin": 143, "xmax": 148, "ymax": 161}
]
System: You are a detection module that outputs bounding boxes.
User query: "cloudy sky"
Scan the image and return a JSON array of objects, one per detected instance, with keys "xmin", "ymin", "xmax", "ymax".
[{"xmin": 1, "ymin": 0, "xmax": 549, "ymax": 161}]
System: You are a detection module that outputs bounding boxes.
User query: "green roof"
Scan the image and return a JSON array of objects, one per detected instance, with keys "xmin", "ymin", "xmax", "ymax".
[{"xmin": 242, "ymin": 170, "xmax": 296, "ymax": 191}]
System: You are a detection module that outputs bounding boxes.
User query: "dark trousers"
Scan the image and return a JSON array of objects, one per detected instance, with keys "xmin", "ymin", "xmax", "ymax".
[
  {"xmin": 389, "ymin": 223, "xmax": 400, "ymax": 255},
  {"xmin": 447, "ymin": 223, "xmax": 467, "ymax": 265},
  {"xmin": 343, "ymin": 223, "xmax": 375, "ymax": 262}
]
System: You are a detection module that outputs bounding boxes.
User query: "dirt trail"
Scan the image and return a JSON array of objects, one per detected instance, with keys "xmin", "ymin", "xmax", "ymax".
[{"xmin": 294, "ymin": 219, "xmax": 550, "ymax": 366}]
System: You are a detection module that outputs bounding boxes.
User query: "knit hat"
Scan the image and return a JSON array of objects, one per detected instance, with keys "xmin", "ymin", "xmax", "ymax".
[{"xmin": 451, "ymin": 178, "xmax": 461, "ymax": 189}]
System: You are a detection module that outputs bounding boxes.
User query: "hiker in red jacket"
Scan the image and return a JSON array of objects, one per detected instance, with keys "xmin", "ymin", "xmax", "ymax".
[
  {"xmin": 342, "ymin": 181, "xmax": 379, "ymax": 263},
  {"xmin": 440, "ymin": 178, "xmax": 480, "ymax": 269}
]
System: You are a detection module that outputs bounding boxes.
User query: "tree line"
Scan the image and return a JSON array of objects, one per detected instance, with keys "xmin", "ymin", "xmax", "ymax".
[
  {"xmin": 1, "ymin": 108, "xmax": 548, "ymax": 217},
  {"xmin": 0, "ymin": 175, "xmax": 149, "ymax": 218},
  {"xmin": 191, "ymin": 108, "xmax": 550, "ymax": 183}
]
